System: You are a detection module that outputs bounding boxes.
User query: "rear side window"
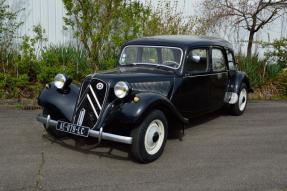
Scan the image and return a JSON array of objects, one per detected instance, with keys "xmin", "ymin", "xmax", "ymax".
[
  {"xmin": 185, "ymin": 49, "xmax": 209, "ymax": 74},
  {"xmin": 227, "ymin": 51, "xmax": 236, "ymax": 70},
  {"xmin": 212, "ymin": 49, "xmax": 226, "ymax": 72}
]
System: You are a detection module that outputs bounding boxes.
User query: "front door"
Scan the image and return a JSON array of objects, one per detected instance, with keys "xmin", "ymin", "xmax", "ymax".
[{"xmin": 173, "ymin": 48, "xmax": 212, "ymax": 117}]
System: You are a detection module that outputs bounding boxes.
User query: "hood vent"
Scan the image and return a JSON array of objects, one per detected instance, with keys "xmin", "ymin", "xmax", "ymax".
[{"xmin": 130, "ymin": 81, "xmax": 171, "ymax": 96}]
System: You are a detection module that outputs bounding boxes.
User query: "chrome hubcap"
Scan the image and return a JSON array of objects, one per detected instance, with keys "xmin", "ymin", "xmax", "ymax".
[
  {"xmin": 144, "ymin": 119, "xmax": 165, "ymax": 155},
  {"xmin": 239, "ymin": 88, "xmax": 247, "ymax": 111}
]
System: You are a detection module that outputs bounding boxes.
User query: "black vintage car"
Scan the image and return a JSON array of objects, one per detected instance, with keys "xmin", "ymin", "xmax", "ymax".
[{"xmin": 37, "ymin": 35, "xmax": 252, "ymax": 163}]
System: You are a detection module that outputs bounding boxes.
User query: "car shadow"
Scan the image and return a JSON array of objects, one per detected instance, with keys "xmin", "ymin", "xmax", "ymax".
[
  {"xmin": 187, "ymin": 109, "xmax": 225, "ymax": 129},
  {"xmin": 168, "ymin": 109, "xmax": 227, "ymax": 140},
  {"xmin": 42, "ymin": 133, "xmax": 133, "ymax": 161}
]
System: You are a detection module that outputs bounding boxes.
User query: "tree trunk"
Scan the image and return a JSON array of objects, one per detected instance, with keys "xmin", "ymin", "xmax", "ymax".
[{"xmin": 247, "ymin": 30, "xmax": 255, "ymax": 58}]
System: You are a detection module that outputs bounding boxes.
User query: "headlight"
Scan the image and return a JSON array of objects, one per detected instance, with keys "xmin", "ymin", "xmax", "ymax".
[
  {"xmin": 114, "ymin": 81, "xmax": 129, "ymax": 98},
  {"xmin": 54, "ymin": 73, "xmax": 67, "ymax": 89}
]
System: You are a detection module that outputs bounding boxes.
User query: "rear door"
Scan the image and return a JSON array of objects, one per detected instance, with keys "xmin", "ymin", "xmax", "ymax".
[{"xmin": 209, "ymin": 47, "xmax": 228, "ymax": 109}]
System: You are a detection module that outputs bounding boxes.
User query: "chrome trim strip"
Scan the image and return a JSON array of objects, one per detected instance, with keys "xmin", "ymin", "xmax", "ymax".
[
  {"xmin": 77, "ymin": 109, "xmax": 86, "ymax": 126},
  {"xmin": 185, "ymin": 71, "xmax": 228, "ymax": 78},
  {"xmin": 36, "ymin": 115, "xmax": 133, "ymax": 144},
  {"xmin": 89, "ymin": 85, "xmax": 102, "ymax": 110},
  {"xmin": 87, "ymin": 94, "xmax": 99, "ymax": 118}
]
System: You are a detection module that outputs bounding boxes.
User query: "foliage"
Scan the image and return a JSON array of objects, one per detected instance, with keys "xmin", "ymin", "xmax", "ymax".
[
  {"xmin": 0, "ymin": 0, "xmax": 23, "ymax": 75},
  {"xmin": 237, "ymin": 54, "xmax": 284, "ymax": 88},
  {"xmin": 264, "ymin": 38, "xmax": 287, "ymax": 69},
  {"xmin": 39, "ymin": 45, "xmax": 90, "ymax": 84},
  {"xmin": 63, "ymin": 0, "xmax": 148, "ymax": 71},
  {"xmin": 0, "ymin": 23, "xmax": 90, "ymax": 98},
  {"xmin": 144, "ymin": 0, "xmax": 198, "ymax": 35},
  {"xmin": 274, "ymin": 70, "xmax": 287, "ymax": 96},
  {"xmin": 63, "ymin": 0, "xmax": 197, "ymax": 71},
  {"xmin": 237, "ymin": 55, "xmax": 265, "ymax": 87}
]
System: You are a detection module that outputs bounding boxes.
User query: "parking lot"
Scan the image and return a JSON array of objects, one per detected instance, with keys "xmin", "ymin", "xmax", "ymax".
[{"xmin": 0, "ymin": 101, "xmax": 287, "ymax": 191}]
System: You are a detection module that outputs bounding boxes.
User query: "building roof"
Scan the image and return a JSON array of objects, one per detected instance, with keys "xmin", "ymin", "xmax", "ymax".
[{"xmin": 124, "ymin": 35, "xmax": 233, "ymax": 50}]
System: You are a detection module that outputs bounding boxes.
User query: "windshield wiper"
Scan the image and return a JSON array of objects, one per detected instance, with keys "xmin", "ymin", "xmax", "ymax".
[{"xmin": 121, "ymin": 63, "xmax": 176, "ymax": 73}]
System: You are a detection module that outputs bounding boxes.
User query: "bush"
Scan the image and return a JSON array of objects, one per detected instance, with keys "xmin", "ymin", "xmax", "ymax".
[
  {"xmin": 237, "ymin": 55, "xmax": 266, "ymax": 87},
  {"xmin": 39, "ymin": 45, "xmax": 91, "ymax": 83},
  {"xmin": 264, "ymin": 38, "xmax": 287, "ymax": 69},
  {"xmin": 274, "ymin": 69, "xmax": 287, "ymax": 96},
  {"xmin": 0, "ymin": 73, "xmax": 29, "ymax": 98},
  {"xmin": 237, "ymin": 54, "xmax": 284, "ymax": 88}
]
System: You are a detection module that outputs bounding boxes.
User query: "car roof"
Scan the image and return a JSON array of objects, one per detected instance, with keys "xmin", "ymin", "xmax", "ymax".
[{"xmin": 124, "ymin": 35, "xmax": 233, "ymax": 50}]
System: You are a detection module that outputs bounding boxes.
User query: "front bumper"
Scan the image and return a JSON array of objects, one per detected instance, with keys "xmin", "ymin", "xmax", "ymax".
[{"xmin": 36, "ymin": 115, "xmax": 133, "ymax": 144}]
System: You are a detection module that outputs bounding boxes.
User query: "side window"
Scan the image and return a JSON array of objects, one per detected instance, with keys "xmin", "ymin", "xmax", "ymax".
[
  {"xmin": 186, "ymin": 48, "xmax": 209, "ymax": 74},
  {"xmin": 227, "ymin": 51, "xmax": 236, "ymax": 70},
  {"xmin": 212, "ymin": 48, "xmax": 226, "ymax": 72}
]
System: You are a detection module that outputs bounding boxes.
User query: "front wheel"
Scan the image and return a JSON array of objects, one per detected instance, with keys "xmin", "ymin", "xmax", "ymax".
[
  {"xmin": 230, "ymin": 83, "xmax": 248, "ymax": 116},
  {"xmin": 131, "ymin": 110, "xmax": 168, "ymax": 163}
]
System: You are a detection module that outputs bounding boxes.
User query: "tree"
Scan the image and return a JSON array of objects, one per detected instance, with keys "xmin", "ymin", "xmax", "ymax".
[
  {"xmin": 0, "ymin": 0, "xmax": 23, "ymax": 73},
  {"xmin": 62, "ymin": 0, "xmax": 198, "ymax": 71},
  {"xmin": 200, "ymin": 0, "xmax": 287, "ymax": 57},
  {"xmin": 63, "ymin": 0, "xmax": 155, "ymax": 71},
  {"xmin": 144, "ymin": 0, "xmax": 198, "ymax": 35}
]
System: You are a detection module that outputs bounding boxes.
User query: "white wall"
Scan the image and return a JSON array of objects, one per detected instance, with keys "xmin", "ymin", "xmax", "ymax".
[{"xmin": 8, "ymin": 0, "xmax": 73, "ymax": 45}]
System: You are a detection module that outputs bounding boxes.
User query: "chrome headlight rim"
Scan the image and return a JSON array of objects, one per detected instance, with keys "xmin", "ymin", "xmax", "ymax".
[
  {"xmin": 114, "ymin": 81, "xmax": 130, "ymax": 99},
  {"xmin": 54, "ymin": 73, "xmax": 67, "ymax": 89}
]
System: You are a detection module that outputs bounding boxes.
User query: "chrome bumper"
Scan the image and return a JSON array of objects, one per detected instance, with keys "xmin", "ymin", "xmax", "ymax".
[{"xmin": 36, "ymin": 115, "xmax": 133, "ymax": 144}]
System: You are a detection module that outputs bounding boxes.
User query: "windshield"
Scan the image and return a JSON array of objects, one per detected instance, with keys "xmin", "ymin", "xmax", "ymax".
[{"xmin": 119, "ymin": 45, "xmax": 183, "ymax": 69}]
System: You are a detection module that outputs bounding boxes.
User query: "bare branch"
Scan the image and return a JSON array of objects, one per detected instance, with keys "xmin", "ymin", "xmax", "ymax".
[{"xmin": 254, "ymin": 8, "xmax": 278, "ymax": 32}]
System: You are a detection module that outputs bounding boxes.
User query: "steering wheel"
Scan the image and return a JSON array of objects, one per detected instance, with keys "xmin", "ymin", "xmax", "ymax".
[{"xmin": 162, "ymin": 60, "xmax": 179, "ymax": 67}]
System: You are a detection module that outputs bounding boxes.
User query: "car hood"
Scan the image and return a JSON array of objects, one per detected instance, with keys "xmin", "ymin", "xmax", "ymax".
[{"xmin": 90, "ymin": 66, "xmax": 175, "ymax": 97}]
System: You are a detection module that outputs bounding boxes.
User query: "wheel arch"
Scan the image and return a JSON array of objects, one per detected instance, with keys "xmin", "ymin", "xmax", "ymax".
[
  {"xmin": 143, "ymin": 100, "xmax": 186, "ymax": 132},
  {"xmin": 110, "ymin": 93, "xmax": 188, "ymax": 129},
  {"xmin": 229, "ymin": 71, "xmax": 253, "ymax": 93}
]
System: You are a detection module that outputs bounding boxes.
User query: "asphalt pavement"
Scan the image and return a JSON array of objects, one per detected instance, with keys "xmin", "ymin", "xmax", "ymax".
[{"xmin": 0, "ymin": 101, "xmax": 287, "ymax": 191}]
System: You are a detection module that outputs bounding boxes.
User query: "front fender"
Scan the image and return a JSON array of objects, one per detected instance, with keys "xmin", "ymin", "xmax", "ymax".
[
  {"xmin": 37, "ymin": 83, "xmax": 80, "ymax": 122},
  {"xmin": 109, "ymin": 93, "xmax": 188, "ymax": 126}
]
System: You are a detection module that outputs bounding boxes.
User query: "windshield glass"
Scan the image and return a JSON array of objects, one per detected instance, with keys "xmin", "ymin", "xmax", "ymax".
[{"xmin": 119, "ymin": 45, "xmax": 183, "ymax": 69}]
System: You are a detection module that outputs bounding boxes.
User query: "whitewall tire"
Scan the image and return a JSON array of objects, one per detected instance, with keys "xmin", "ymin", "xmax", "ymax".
[
  {"xmin": 230, "ymin": 83, "xmax": 248, "ymax": 116},
  {"xmin": 131, "ymin": 110, "xmax": 168, "ymax": 163}
]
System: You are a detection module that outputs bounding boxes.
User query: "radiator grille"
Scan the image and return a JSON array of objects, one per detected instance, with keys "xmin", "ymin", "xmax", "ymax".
[{"xmin": 73, "ymin": 79, "xmax": 107, "ymax": 129}]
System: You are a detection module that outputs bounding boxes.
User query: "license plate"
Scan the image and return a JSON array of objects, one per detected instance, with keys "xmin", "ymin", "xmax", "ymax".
[{"xmin": 56, "ymin": 121, "xmax": 90, "ymax": 137}]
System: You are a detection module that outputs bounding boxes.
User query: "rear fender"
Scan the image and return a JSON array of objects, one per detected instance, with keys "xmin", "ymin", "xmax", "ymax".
[
  {"xmin": 37, "ymin": 83, "xmax": 80, "ymax": 122},
  {"xmin": 228, "ymin": 71, "xmax": 253, "ymax": 93}
]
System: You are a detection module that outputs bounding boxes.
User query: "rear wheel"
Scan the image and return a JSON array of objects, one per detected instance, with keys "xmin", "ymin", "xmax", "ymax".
[
  {"xmin": 42, "ymin": 109, "xmax": 67, "ymax": 138},
  {"xmin": 131, "ymin": 110, "xmax": 168, "ymax": 163},
  {"xmin": 230, "ymin": 83, "xmax": 248, "ymax": 116}
]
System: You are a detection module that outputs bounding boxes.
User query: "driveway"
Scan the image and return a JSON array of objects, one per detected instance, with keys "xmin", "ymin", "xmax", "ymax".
[{"xmin": 0, "ymin": 101, "xmax": 287, "ymax": 191}]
